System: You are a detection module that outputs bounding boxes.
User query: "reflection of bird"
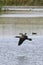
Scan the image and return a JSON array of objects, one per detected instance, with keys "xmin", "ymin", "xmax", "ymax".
[{"xmin": 15, "ymin": 33, "xmax": 32, "ymax": 46}]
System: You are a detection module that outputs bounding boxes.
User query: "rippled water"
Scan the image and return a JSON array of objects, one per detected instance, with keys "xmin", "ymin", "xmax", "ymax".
[
  {"xmin": 0, "ymin": 19, "xmax": 43, "ymax": 65},
  {"xmin": 0, "ymin": 36, "xmax": 43, "ymax": 65}
]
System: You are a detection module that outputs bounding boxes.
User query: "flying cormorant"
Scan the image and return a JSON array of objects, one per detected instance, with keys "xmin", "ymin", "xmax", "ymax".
[{"xmin": 15, "ymin": 33, "xmax": 32, "ymax": 46}]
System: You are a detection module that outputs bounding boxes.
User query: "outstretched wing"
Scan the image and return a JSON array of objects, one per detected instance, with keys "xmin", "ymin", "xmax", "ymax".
[
  {"xmin": 19, "ymin": 33, "xmax": 23, "ymax": 36},
  {"xmin": 18, "ymin": 38, "xmax": 25, "ymax": 46}
]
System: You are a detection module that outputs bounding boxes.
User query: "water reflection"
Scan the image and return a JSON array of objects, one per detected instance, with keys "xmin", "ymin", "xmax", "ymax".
[{"xmin": 16, "ymin": 55, "xmax": 29, "ymax": 65}]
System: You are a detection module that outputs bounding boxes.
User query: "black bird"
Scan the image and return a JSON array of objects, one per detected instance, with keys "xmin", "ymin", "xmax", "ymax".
[
  {"xmin": 32, "ymin": 32, "xmax": 37, "ymax": 35},
  {"xmin": 15, "ymin": 33, "xmax": 32, "ymax": 46}
]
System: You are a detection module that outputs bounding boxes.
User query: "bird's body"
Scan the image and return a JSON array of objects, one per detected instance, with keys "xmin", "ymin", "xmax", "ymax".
[{"xmin": 15, "ymin": 33, "xmax": 32, "ymax": 46}]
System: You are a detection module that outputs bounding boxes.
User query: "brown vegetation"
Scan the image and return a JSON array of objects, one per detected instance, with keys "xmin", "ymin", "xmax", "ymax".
[{"xmin": 0, "ymin": 0, "xmax": 43, "ymax": 6}]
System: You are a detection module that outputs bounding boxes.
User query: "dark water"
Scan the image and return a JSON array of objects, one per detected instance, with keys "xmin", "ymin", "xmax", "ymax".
[{"xmin": 0, "ymin": 36, "xmax": 43, "ymax": 65}]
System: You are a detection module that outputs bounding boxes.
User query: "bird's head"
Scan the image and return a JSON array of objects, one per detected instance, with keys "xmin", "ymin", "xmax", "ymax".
[{"xmin": 27, "ymin": 37, "xmax": 32, "ymax": 41}]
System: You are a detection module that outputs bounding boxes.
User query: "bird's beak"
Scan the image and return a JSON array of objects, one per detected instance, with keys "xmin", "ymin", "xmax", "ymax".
[{"xmin": 27, "ymin": 38, "xmax": 32, "ymax": 41}]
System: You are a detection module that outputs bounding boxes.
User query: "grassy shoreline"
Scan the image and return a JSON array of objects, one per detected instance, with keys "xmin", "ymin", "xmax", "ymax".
[{"xmin": 0, "ymin": 0, "xmax": 43, "ymax": 6}]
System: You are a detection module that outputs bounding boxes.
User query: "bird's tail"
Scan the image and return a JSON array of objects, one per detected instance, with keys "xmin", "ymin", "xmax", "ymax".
[{"xmin": 15, "ymin": 36, "xmax": 20, "ymax": 38}]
